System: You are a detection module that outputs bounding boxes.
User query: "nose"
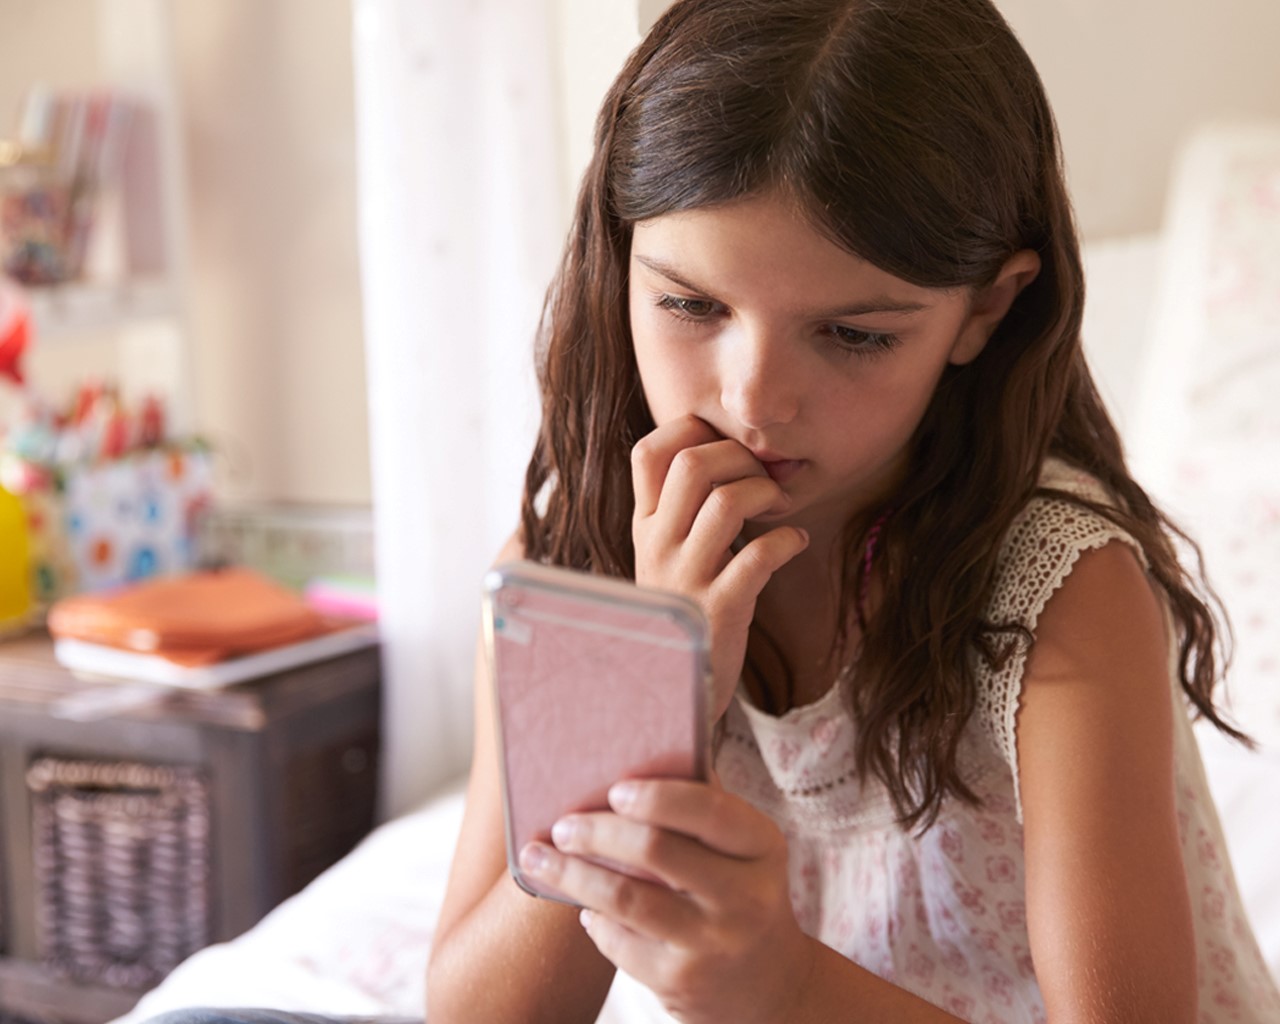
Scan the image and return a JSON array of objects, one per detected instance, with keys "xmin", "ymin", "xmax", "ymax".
[{"xmin": 718, "ymin": 327, "xmax": 800, "ymax": 431}]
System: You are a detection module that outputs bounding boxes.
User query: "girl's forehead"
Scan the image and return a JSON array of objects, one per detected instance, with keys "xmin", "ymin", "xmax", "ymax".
[{"xmin": 630, "ymin": 195, "xmax": 945, "ymax": 309}]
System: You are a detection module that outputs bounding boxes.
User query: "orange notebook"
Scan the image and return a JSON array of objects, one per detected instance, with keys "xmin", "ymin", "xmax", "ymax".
[{"xmin": 47, "ymin": 568, "xmax": 336, "ymax": 667}]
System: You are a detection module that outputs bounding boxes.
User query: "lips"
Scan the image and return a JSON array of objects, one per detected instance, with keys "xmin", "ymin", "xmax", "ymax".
[
  {"xmin": 743, "ymin": 445, "xmax": 805, "ymax": 484},
  {"xmin": 760, "ymin": 458, "xmax": 805, "ymax": 484}
]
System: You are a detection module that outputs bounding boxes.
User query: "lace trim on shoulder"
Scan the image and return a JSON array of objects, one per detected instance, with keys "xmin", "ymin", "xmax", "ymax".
[{"xmin": 974, "ymin": 465, "xmax": 1149, "ymax": 822}]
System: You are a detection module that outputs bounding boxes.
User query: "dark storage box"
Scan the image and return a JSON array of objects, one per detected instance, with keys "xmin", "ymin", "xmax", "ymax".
[{"xmin": 27, "ymin": 756, "xmax": 210, "ymax": 989}]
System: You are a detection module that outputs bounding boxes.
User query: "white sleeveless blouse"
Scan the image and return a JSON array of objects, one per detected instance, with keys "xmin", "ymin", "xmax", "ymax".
[{"xmin": 604, "ymin": 458, "xmax": 1280, "ymax": 1022}]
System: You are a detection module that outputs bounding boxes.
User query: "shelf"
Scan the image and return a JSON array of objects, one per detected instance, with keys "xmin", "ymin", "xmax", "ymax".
[{"xmin": 27, "ymin": 277, "xmax": 181, "ymax": 341}]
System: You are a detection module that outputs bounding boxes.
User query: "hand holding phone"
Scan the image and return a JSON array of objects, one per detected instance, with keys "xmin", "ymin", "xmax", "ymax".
[{"xmin": 483, "ymin": 561, "xmax": 712, "ymax": 904}]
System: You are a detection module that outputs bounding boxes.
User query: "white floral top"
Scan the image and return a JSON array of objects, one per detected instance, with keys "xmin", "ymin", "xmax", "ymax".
[{"xmin": 709, "ymin": 460, "xmax": 1279, "ymax": 1022}]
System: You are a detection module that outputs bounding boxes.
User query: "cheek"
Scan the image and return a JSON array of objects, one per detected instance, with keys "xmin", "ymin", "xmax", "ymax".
[
  {"xmin": 635, "ymin": 349, "xmax": 696, "ymax": 426},
  {"xmin": 827, "ymin": 350, "xmax": 951, "ymax": 447},
  {"xmin": 631, "ymin": 322, "xmax": 705, "ymax": 424}
]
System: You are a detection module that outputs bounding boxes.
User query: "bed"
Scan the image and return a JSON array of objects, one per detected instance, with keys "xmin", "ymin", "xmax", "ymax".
[{"xmin": 110, "ymin": 123, "xmax": 1280, "ymax": 1023}]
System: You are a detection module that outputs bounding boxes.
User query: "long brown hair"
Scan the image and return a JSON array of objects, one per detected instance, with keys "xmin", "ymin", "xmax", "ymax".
[{"xmin": 520, "ymin": 0, "xmax": 1247, "ymax": 828}]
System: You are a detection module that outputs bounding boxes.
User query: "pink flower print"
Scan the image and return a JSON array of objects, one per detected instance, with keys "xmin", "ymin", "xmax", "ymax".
[
  {"xmin": 954, "ymin": 881, "xmax": 987, "ymax": 916},
  {"xmin": 890, "ymin": 906, "xmax": 909, "ymax": 943},
  {"xmin": 1208, "ymin": 940, "xmax": 1238, "ymax": 980},
  {"xmin": 985, "ymin": 793, "xmax": 1015, "ymax": 815},
  {"xmin": 1212, "ymin": 980, "xmax": 1243, "ymax": 1016},
  {"xmin": 829, "ymin": 910, "xmax": 854, "ymax": 947},
  {"xmin": 1197, "ymin": 830, "xmax": 1222, "ymax": 871},
  {"xmin": 809, "ymin": 715, "xmax": 840, "ymax": 753},
  {"xmin": 945, "ymin": 993, "xmax": 976, "ymax": 1018},
  {"xmin": 986, "ymin": 854, "xmax": 1016, "ymax": 885},
  {"xmin": 977, "ymin": 817, "xmax": 1007, "ymax": 846},
  {"xmin": 905, "ymin": 944, "xmax": 937, "ymax": 983},
  {"xmin": 768, "ymin": 738, "xmax": 801, "ymax": 772},
  {"xmin": 1177, "ymin": 810, "xmax": 1190, "ymax": 844},
  {"xmin": 898, "ymin": 852, "xmax": 924, "ymax": 896},
  {"xmin": 1202, "ymin": 886, "xmax": 1227, "ymax": 925},
  {"xmin": 997, "ymin": 900, "xmax": 1027, "ymax": 931},
  {"xmin": 971, "ymin": 927, "xmax": 1001, "ymax": 955},
  {"xmin": 939, "ymin": 826, "xmax": 965, "ymax": 864},
  {"xmin": 1012, "ymin": 943, "xmax": 1036, "ymax": 979},
  {"xmin": 982, "ymin": 966, "xmax": 1016, "ymax": 1008},
  {"xmin": 940, "ymin": 944, "xmax": 971, "ymax": 978}
]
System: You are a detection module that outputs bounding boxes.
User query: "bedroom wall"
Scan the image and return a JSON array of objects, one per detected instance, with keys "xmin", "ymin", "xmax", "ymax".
[
  {"xmin": 1001, "ymin": 0, "xmax": 1280, "ymax": 240},
  {"xmin": 168, "ymin": 0, "xmax": 370, "ymax": 506},
  {"xmin": 0, "ymin": 0, "xmax": 371, "ymax": 507}
]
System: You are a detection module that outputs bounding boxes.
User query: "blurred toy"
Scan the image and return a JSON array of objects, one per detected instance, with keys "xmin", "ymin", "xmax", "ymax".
[
  {"xmin": 1, "ymin": 370, "xmax": 208, "ymax": 604},
  {"xmin": 0, "ymin": 277, "xmax": 29, "ymax": 386},
  {"xmin": 0, "ymin": 483, "xmax": 32, "ymax": 630}
]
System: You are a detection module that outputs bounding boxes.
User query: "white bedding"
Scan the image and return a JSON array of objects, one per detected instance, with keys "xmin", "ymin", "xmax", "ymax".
[
  {"xmin": 108, "ymin": 733, "xmax": 1280, "ymax": 1024},
  {"xmin": 112, "ymin": 123, "xmax": 1280, "ymax": 1022}
]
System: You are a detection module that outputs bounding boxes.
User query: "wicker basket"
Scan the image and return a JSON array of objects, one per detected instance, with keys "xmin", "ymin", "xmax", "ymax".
[{"xmin": 26, "ymin": 756, "xmax": 211, "ymax": 989}]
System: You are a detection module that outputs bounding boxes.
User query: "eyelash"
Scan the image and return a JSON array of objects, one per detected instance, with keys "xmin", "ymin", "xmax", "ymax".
[{"xmin": 653, "ymin": 294, "xmax": 902, "ymax": 359}]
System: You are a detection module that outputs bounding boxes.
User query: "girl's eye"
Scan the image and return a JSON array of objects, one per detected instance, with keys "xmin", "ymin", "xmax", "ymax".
[
  {"xmin": 653, "ymin": 293, "xmax": 901, "ymax": 359},
  {"xmin": 823, "ymin": 324, "xmax": 901, "ymax": 358},
  {"xmin": 655, "ymin": 294, "xmax": 722, "ymax": 322}
]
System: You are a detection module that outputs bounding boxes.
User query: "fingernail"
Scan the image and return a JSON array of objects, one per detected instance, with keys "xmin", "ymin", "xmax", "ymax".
[
  {"xmin": 519, "ymin": 843, "xmax": 549, "ymax": 874},
  {"xmin": 608, "ymin": 781, "xmax": 638, "ymax": 811},
  {"xmin": 796, "ymin": 527, "xmax": 809, "ymax": 544},
  {"xmin": 551, "ymin": 817, "xmax": 577, "ymax": 848},
  {"xmin": 579, "ymin": 908, "xmax": 594, "ymax": 929}
]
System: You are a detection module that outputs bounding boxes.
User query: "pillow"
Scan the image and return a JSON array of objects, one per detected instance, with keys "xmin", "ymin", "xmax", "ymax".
[{"xmin": 1129, "ymin": 122, "xmax": 1280, "ymax": 749}]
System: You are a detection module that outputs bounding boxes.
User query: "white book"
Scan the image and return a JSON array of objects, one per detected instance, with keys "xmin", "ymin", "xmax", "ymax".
[{"xmin": 53, "ymin": 623, "xmax": 380, "ymax": 690}]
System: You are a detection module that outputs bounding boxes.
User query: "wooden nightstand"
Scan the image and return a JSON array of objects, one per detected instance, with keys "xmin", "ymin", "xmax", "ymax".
[{"xmin": 0, "ymin": 629, "xmax": 382, "ymax": 1024}]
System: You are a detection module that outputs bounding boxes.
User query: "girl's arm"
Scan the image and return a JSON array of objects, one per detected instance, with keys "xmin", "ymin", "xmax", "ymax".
[
  {"xmin": 425, "ymin": 533, "xmax": 617, "ymax": 1024},
  {"xmin": 429, "ymin": 413, "xmax": 805, "ymax": 1022},
  {"xmin": 524, "ymin": 539, "xmax": 1198, "ymax": 1024},
  {"xmin": 1017, "ymin": 539, "xmax": 1197, "ymax": 1023}
]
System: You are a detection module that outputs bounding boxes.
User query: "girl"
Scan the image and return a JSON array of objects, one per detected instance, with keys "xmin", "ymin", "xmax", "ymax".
[{"xmin": 427, "ymin": 0, "xmax": 1280, "ymax": 1021}]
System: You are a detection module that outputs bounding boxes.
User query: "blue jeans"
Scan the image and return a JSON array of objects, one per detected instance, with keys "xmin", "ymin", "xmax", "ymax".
[{"xmin": 139, "ymin": 1012, "xmax": 421, "ymax": 1024}]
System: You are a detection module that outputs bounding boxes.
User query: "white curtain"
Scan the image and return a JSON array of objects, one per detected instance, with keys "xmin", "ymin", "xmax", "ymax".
[{"xmin": 352, "ymin": 0, "xmax": 565, "ymax": 817}]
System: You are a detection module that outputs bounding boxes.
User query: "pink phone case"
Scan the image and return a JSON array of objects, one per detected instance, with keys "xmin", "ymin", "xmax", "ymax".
[{"xmin": 483, "ymin": 561, "xmax": 712, "ymax": 904}]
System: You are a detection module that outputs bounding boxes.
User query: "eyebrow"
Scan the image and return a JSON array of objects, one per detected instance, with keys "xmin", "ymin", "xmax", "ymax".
[{"xmin": 633, "ymin": 254, "xmax": 932, "ymax": 317}]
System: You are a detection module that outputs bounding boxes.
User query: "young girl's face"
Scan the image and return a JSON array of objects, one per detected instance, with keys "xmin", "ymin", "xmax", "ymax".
[{"xmin": 628, "ymin": 190, "xmax": 991, "ymax": 539}]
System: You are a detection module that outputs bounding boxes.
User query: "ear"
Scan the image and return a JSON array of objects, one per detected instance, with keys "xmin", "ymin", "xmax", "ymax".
[{"xmin": 948, "ymin": 249, "xmax": 1042, "ymax": 365}]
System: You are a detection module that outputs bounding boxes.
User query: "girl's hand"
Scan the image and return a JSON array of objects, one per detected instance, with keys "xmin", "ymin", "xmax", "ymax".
[
  {"xmin": 518, "ymin": 778, "xmax": 817, "ymax": 1024},
  {"xmin": 632, "ymin": 415, "xmax": 809, "ymax": 717}
]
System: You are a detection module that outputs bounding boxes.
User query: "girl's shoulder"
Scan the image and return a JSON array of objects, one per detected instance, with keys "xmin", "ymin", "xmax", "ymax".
[{"xmin": 973, "ymin": 457, "xmax": 1156, "ymax": 817}]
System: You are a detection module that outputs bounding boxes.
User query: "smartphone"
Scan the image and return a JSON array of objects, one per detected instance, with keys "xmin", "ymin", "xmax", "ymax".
[{"xmin": 482, "ymin": 560, "xmax": 712, "ymax": 904}]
